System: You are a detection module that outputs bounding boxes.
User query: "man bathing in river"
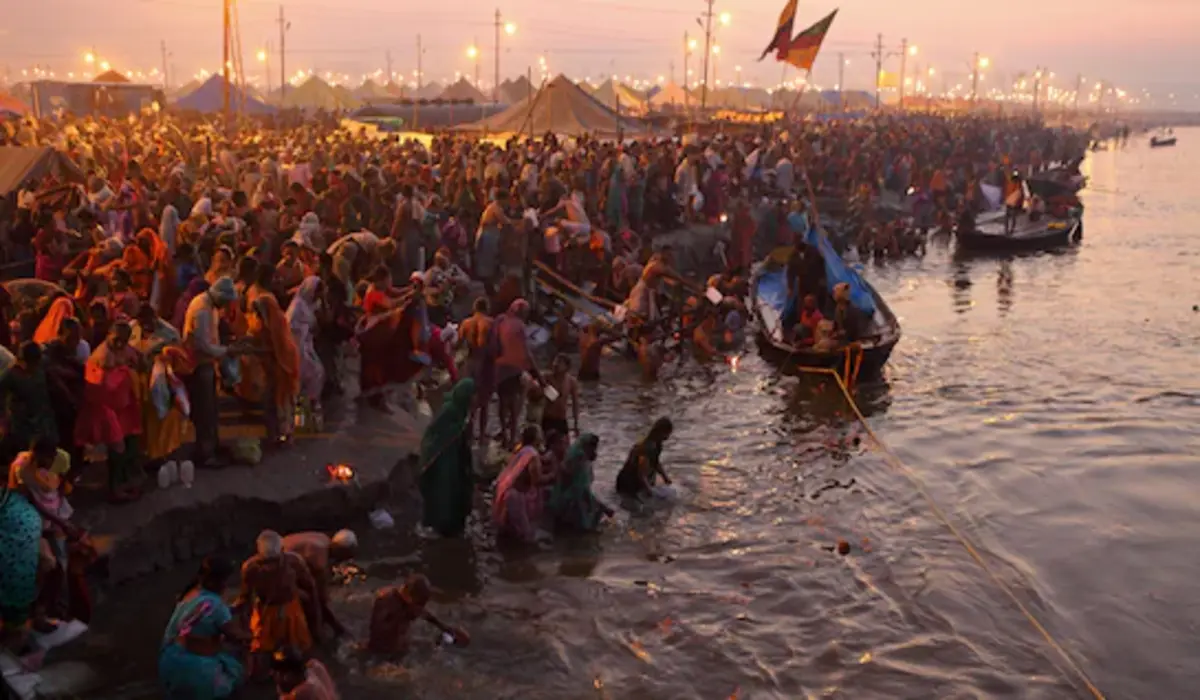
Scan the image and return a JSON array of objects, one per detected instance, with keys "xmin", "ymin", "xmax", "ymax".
[
  {"xmin": 542, "ymin": 354, "xmax": 580, "ymax": 438},
  {"xmin": 367, "ymin": 573, "xmax": 469, "ymax": 656},
  {"xmin": 281, "ymin": 529, "xmax": 358, "ymax": 640},
  {"xmin": 578, "ymin": 321, "xmax": 619, "ymax": 381},
  {"xmin": 238, "ymin": 530, "xmax": 320, "ymax": 675}
]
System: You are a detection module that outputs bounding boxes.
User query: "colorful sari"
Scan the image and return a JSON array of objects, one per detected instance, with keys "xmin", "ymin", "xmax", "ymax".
[
  {"xmin": 158, "ymin": 589, "xmax": 244, "ymax": 700},
  {"xmin": 492, "ymin": 445, "xmax": 542, "ymax": 541},
  {"xmin": 286, "ymin": 277, "xmax": 324, "ymax": 402},
  {"xmin": 33, "ymin": 296, "xmax": 75, "ymax": 345},
  {"xmin": 75, "ymin": 341, "xmax": 142, "ymax": 491},
  {"xmin": 251, "ymin": 294, "xmax": 300, "ymax": 437},
  {"xmin": 0, "ymin": 488, "xmax": 41, "ymax": 628},
  {"xmin": 547, "ymin": 433, "xmax": 605, "ymax": 532},
  {"xmin": 356, "ymin": 293, "xmax": 427, "ymax": 397},
  {"xmin": 418, "ymin": 379, "xmax": 475, "ymax": 537}
]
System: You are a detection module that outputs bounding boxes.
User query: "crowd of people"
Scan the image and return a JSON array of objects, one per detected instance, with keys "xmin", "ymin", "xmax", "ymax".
[{"xmin": 0, "ymin": 108, "xmax": 1089, "ymax": 697}]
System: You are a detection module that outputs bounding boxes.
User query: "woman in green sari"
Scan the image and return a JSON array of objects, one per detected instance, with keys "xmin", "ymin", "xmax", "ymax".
[
  {"xmin": 419, "ymin": 379, "xmax": 476, "ymax": 537},
  {"xmin": 548, "ymin": 433, "xmax": 613, "ymax": 532}
]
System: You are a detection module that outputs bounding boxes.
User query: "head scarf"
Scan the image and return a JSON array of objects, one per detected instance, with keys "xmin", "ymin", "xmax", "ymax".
[
  {"xmin": 209, "ymin": 276, "xmax": 238, "ymax": 306},
  {"xmin": 419, "ymin": 377, "xmax": 476, "ymax": 466},
  {"xmin": 833, "ymin": 282, "xmax": 851, "ymax": 304},
  {"xmin": 286, "ymin": 276, "xmax": 321, "ymax": 329},
  {"xmin": 33, "ymin": 296, "xmax": 75, "ymax": 345}
]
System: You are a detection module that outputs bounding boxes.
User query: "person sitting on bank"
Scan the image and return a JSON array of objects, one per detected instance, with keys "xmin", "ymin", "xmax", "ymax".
[
  {"xmin": 366, "ymin": 573, "xmax": 469, "ymax": 656},
  {"xmin": 158, "ymin": 557, "xmax": 249, "ymax": 700},
  {"xmin": 616, "ymin": 417, "xmax": 674, "ymax": 499},
  {"xmin": 280, "ymin": 530, "xmax": 357, "ymax": 642}
]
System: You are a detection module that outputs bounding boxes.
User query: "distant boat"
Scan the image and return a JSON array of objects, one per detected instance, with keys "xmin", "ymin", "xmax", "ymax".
[
  {"xmin": 958, "ymin": 215, "xmax": 1082, "ymax": 254},
  {"xmin": 1150, "ymin": 134, "xmax": 1177, "ymax": 148}
]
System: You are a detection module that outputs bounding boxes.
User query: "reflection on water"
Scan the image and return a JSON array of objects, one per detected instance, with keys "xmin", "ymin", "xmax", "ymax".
[{"xmin": 78, "ymin": 132, "xmax": 1200, "ymax": 699}]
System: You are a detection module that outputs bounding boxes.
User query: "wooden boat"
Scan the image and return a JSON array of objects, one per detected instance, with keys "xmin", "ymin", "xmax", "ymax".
[
  {"xmin": 957, "ymin": 214, "xmax": 1082, "ymax": 254},
  {"xmin": 1150, "ymin": 135, "xmax": 1177, "ymax": 148},
  {"xmin": 750, "ymin": 248, "xmax": 901, "ymax": 380}
]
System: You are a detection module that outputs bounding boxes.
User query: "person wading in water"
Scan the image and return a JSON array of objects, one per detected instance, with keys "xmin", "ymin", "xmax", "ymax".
[{"xmin": 616, "ymin": 417, "xmax": 674, "ymax": 499}]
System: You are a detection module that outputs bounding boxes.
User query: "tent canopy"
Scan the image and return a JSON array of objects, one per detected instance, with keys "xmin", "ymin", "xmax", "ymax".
[
  {"xmin": 174, "ymin": 75, "xmax": 277, "ymax": 115},
  {"xmin": 648, "ymin": 81, "xmax": 690, "ymax": 108},
  {"xmin": 354, "ymin": 79, "xmax": 391, "ymax": 101},
  {"xmin": 589, "ymin": 79, "xmax": 647, "ymax": 115},
  {"xmin": 277, "ymin": 76, "xmax": 360, "ymax": 110},
  {"xmin": 461, "ymin": 74, "xmax": 651, "ymax": 138},
  {"xmin": 93, "ymin": 70, "xmax": 130, "ymax": 84},
  {"xmin": 0, "ymin": 146, "xmax": 85, "ymax": 195},
  {"xmin": 497, "ymin": 76, "xmax": 535, "ymax": 105},
  {"xmin": 438, "ymin": 78, "xmax": 487, "ymax": 103}
]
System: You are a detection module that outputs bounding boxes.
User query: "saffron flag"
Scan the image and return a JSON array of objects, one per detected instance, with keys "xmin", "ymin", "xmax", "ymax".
[
  {"xmin": 779, "ymin": 9, "xmax": 838, "ymax": 71},
  {"xmin": 758, "ymin": 0, "xmax": 798, "ymax": 61}
]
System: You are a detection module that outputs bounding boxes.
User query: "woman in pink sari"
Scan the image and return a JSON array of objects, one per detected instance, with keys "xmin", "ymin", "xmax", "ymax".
[
  {"xmin": 286, "ymin": 277, "xmax": 325, "ymax": 419},
  {"xmin": 74, "ymin": 321, "xmax": 143, "ymax": 501},
  {"xmin": 492, "ymin": 426, "xmax": 551, "ymax": 542}
]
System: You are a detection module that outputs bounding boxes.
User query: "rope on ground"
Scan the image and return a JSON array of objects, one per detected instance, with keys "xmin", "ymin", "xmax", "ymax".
[{"xmin": 793, "ymin": 363, "xmax": 1106, "ymax": 700}]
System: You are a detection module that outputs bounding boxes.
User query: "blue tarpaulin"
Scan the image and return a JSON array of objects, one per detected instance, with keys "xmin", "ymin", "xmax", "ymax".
[{"xmin": 788, "ymin": 212, "xmax": 877, "ymax": 314}]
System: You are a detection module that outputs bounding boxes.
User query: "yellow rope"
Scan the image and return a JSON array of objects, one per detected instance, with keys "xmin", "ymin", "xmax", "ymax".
[{"xmin": 794, "ymin": 364, "xmax": 1106, "ymax": 700}]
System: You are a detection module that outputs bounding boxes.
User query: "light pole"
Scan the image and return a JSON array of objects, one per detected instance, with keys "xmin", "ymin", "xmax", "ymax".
[
  {"xmin": 257, "ymin": 47, "xmax": 270, "ymax": 97},
  {"xmin": 970, "ymin": 53, "xmax": 989, "ymax": 103},
  {"xmin": 493, "ymin": 9, "xmax": 516, "ymax": 102},
  {"xmin": 467, "ymin": 43, "xmax": 480, "ymax": 88},
  {"xmin": 712, "ymin": 45, "xmax": 721, "ymax": 89},
  {"xmin": 899, "ymin": 41, "xmax": 917, "ymax": 108}
]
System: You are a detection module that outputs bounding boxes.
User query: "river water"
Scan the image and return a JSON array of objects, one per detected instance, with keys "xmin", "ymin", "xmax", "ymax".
[{"xmin": 82, "ymin": 130, "xmax": 1199, "ymax": 699}]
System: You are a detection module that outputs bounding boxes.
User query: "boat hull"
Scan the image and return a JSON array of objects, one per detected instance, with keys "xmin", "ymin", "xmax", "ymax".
[
  {"xmin": 957, "ymin": 218, "xmax": 1081, "ymax": 254},
  {"xmin": 1150, "ymin": 138, "xmax": 1176, "ymax": 148},
  {"xmin": 750, "ymin": 256, "xmax": 901, "ymax": 381}
]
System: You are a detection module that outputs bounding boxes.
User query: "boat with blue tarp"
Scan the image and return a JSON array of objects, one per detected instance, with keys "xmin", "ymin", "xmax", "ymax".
[{"xmin": 750, "ymin": 220, "xmax": 901, "ymax": 379}]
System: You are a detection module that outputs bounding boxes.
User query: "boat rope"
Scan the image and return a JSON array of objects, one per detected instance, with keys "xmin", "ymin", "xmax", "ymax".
[{"xmin": 791, "ymin": 364, "xmax": 1106, "ymax": 700}]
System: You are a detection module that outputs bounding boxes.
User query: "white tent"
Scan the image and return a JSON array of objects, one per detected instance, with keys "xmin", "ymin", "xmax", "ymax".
[{"xmin": 589, "ymin": 79, "xmax": 648, "ymax": 115}]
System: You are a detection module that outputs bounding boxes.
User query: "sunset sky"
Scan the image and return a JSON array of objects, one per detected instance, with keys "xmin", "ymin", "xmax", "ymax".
[{"xmin": 5, "ymin": 0, "xmax": 1199, "ymax": 107}]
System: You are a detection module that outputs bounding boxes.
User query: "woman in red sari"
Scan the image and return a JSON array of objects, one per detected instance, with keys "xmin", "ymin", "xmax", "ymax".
[
  {"xmin": 356, "ymin": 267, "xmax": 427, "ymax": 413},
  {"xmin": 75, "ymin": 321, "xmax": 144, "ymax": 501}
]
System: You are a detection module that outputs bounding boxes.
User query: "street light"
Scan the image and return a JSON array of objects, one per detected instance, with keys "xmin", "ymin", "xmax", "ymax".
[
  {"xmin": 467, "ymin": 41, "xmax": 480, "ymax": 86},
  {"xmin": 493, "ymin": 13, "xmax": 517, "ymax": 102},
  {"xmin": 256, "ymin": 49, "xmax": 267, "ymax": 63},
  {"xmin": 504, "ymin": 22, "xmax": 516, "ymax": 35},
  {"xmin": 84, "ymin": 52, "xmax": 96, "ymax": 65},
  {"xmin": 100, "ymin": 61, "xmax": 111, "ymax": 72},
  {"xmin": 908, "ymin": 44, "xmax": 918, "ymax": 57},
  {"xmin": 718, "ymin": 11, "xmax": 732, "ymax": 26},
  {"xmin": 688, "ymin": 38, "xmax": 698, "ymax": 51}
]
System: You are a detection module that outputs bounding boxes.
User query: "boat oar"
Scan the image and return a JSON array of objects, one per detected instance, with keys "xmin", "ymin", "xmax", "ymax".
[{"xmin": 533, "ymin": 260, "xmax": 617, "ymax": 309}]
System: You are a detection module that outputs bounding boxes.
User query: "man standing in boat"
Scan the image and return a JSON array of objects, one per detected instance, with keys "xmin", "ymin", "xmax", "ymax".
[{"xmin": 1003, "ymin": 170, "xmax": 1026, "ymax": 235}]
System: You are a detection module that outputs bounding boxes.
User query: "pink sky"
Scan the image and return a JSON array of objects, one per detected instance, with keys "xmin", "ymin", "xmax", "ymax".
[{"xmin": 5, "ymin": 0, "xmax": 1199, "ymax": 107}]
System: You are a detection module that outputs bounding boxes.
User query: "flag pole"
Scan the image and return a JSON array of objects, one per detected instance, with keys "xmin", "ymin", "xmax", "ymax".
[{"xmin": 788, "ymin": 69, "xmax": 812, "ymax": 115}]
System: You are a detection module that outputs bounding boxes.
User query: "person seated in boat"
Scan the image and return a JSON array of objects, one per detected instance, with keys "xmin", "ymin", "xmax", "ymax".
[
  {"xmin": 831, "ymin": 282, "xmax": 869, "ymax": 345},
  {"xmin": 616, "ymin": 417, "xmax": 674, "ymax": 500},
  {"xmin": 813, "ymin": 319, "xmax": 839, "ymax": 352},
  {"xmin": 1027, "ymin": 194, "xmax": 1045, "ymax": 223},
  {"xmin": 795, "ymin": 294, "xmax": 824, "ymax": 346}
]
